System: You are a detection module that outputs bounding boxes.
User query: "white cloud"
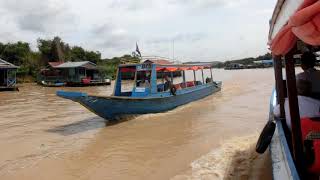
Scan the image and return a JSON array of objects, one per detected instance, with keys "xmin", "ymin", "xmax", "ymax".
[
  {"xmin": 0, "ymin": 0, "xmax": 276, "ymax": 60},
  {"xmin": 0, "ymin": 0, "xmax": 75, "ymax": 33}
]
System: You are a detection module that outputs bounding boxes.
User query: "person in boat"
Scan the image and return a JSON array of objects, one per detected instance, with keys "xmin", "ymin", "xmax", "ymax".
[
  {"xmin": 137, "ymin": 71, "xmax": 151, "ymax": 88},
  {"xmin": 163, "ymin": 75, "xmax": 172, "ymax": 91},
  {"xmin": 274, "ymin": 79, "xmax": 320, "ymax": 131},
  {"xmin": 206, "ymin": 77, "xmax": 212, "ymax": 84},
  {"xmin": 296, "ymin": 51, "xmax": 320, "ymax": 98}
]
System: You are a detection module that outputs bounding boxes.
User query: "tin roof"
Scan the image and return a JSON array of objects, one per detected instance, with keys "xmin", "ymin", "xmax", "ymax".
[
  {"xmin": 0, "ymin": 58, "xmax": 18, "ymax": 69},
  {"xmin": 48, "ymin": 62, "xmax": 64, "ymax": 67},
  {"xmin": 54, "ymin": 61, "xmax": 97, "ymax": 69},
  {"xmin": 143, "ymin": 59, "xmax": 173, "ymax": 65}
]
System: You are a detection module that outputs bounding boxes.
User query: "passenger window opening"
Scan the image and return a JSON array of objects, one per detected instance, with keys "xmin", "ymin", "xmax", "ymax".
[
  {"xmin": 136, "ymin": 70, "xmax": 151, "ymax": 88},
  {"xmin": 119, "ymin": 67, "xmax": 136, "ymax": 96}
]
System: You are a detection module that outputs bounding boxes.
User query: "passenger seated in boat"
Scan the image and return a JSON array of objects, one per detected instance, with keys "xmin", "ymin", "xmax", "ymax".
[
  {"xmin": 137, "ymin": 72, "xmax": 151, "ymax": 88},
  {"xmin": 297, "ymin": 52, "xmax": 320, "ymax": 98},
  {"xmin": 274, "ymin": 80, "xmax": 320, "ymax": 131},
  {"xmin": 137, "ymin": 79, "xmax": 150, "ymax": 88},
  {"xmin": 206, "ymin": 77, "xmax": 212, "ymax": 83}
]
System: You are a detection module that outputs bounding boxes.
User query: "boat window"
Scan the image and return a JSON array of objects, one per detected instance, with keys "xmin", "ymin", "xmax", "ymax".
[
  {"xmin": 119, "ymin": 67, "xmax": 136, "ymax": 95},
  {"xmin": 157, "ymin": 71, "xmax": 170, "ymax": 92},
  {"xmin": 171, "ymin": 71, "xmax": 183, "ymax": 90},
  {"xmin": 136, "ymin": 70, "xmax": 151, "ymax": 88},
  {"xmin": 184, "ymin": 70, "xmax": 197, "ymax": 87},
  {"xmin": 157, "ymin": 71, "xmax": 184, "ymax": 92},
  {"xmin": 203, "ymin": 69, "xmax": 213, "ymax": 83}
]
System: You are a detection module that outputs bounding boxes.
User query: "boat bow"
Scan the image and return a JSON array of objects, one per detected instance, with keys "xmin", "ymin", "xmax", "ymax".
[{"xmin": 56, "ymin": 90, "xmax": 88, "ymax": 101}]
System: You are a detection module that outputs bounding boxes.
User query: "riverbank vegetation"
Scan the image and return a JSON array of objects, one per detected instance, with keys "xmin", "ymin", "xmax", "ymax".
[
  {"xmin": 0, "ymin": 37, "xmax": 140, "ymax": 82},
  {"xmin": 0, "ymin": 36, "xmax": 272, "ymax": 82},
  {"xmin": 210, "ymin": 53, "xmax": 272, "ymax": 68}
]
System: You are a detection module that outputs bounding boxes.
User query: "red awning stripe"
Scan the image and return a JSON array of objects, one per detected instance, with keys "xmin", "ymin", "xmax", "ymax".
[
  {"xmin": 156, "ymin": 66, "xmax": 207, "ymax": 72},
  {"xmin": 120, "ymin": 67, "xmax": 136, "ymax": 73}
]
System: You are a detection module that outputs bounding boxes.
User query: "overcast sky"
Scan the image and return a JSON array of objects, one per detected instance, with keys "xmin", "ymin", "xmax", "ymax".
[{"xmin": 0, "ymin": 0, "xmax": 277, "ymax": 61}]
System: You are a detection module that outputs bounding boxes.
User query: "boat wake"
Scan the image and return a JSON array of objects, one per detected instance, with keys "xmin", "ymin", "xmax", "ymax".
[{"xmin": 172, "ymin": 134, "xmax": 272, "ymax": 180}]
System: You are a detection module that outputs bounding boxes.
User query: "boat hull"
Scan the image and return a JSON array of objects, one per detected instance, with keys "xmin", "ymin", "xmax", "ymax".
[
  {"xmin": 268, "ymin": 90, "xmax": 300, "ymax": 180},
  {"xmin": 58, "ymin": 82, "xmax": 221, "ymax": 120}
]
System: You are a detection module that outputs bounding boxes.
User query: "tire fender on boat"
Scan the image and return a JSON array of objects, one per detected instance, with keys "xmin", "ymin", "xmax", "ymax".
[
  {"xmin": 170, "ymin": 86, "xmax": 177, "ymax": 96},
  {"xmin": 256, "ymin": 120, "xmax": 276, "ymax": 154}
]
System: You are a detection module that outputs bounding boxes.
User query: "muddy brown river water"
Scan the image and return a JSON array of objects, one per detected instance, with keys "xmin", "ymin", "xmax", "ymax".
[{"xmin": 0, "ymin": 69, "xmax": 274, "ymax": 180}]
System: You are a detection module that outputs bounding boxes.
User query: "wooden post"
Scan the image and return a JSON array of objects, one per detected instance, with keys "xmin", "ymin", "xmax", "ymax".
[
  {"xmin": 201, "ymin": 69, "xmax": 204, "ymax": 84},
  {"xmin": 193, "ymin": 70, "xmax": 196, "ymax": 83},
  {"xmin": 162, "ymin": 72, "xmax": 164, "ymax": 84},
  {"xmin": 273, "ymin": 55, "xmax": 285, "ymax": 118},
  {"xmin": 133, "ymin": 69, "xmax": 138, "ymax": 88},
  {"xmin": 6, "ymin": 69, "xmax": 8, "ymax": 87},
  {"xmin": 182, "ymin": 71, "xmax": 186, "ymax": 87},
  {"xmin": 284, "ymin": 51, "xmax": 304, "ymax": 174},
  {"xmin": 113, "ymin": 68, "xmax": 121, "ymax": 96},
  {"xmin": 210, "ymin": 68, "xmax": 213, "ymax": 81}
]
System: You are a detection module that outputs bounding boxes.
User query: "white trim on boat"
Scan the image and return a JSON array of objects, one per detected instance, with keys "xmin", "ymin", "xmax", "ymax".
[{"xmin": 269, "ymin": 0, "xmax": 304, "ymax": 40}]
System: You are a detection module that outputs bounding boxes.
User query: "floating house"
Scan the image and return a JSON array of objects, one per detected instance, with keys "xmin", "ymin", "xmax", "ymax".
[
  {"xmin": 0, "ymin": 58, "xmax": 18, "ymax": 91},
  {"xmin": 253, "ymin": 59, "xmax": 274, "ymax": 68},
  {"xmin": 224, "ymin": 63, "xmax": 244, "ymax": 70},
  {"xmin": 39, "ymin": 61, "xmax": 110, "ymax": 87}
]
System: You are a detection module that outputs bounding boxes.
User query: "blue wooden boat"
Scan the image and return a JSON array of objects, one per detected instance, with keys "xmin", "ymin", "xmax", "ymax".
[
  {"xmin": 268, "ymin": 90, "xmax": 300, "ymax": 180},
  {"xmin": 57, "ymin": 63, "xmax": 222, "ymax": 120},
  {"xmin": 255, "ymin": 0, "xmax": 320, "ymax": 179}
]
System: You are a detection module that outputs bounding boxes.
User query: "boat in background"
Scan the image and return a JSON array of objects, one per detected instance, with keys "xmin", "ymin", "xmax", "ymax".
[
  {"xmin": 41, "ymin": 81, "xmax": 66, "ymax": 87},
  {"xmin": 57, "ymin": 62, "xmax": 222, "ymax": 120}
]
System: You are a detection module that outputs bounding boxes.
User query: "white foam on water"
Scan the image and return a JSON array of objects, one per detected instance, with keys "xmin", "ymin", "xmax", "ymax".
[{"xmin": 172, "ymin": 133, "xmax": 271, "ymax": 180}]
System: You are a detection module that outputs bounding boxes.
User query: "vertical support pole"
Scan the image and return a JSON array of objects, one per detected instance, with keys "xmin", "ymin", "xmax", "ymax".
[
  {"xmin": 285, "ymin": 51, "xmax": 304, "ymax": 175},
  {"xmin": 150, "ymin": 65, "xmax": 157, "ymax": 93},
  {"xmin": 193, "ymin": 70, "xmax": 196, "ymax": 83},
  {"xmin": 134, "ymin": 68, "xmax": 138, "ymax": 88},
  {"xmin": 170, "ymin": 71, "xmax": 173, "ymax": 83},
  {"xmin": 201, "ymin": 69, "xmax": 204, "ymax": 84},
  {"xmin": 210, "ymin": 68, "xmax": 213, "ymax": 81},
  {"xmin": 6, "ymin": 69, "xmax": 8, "ymax": 87},
  {"xmin": 113, "ymin": 68, "xmax": 121, "ymax": 96},
  {"xmin": 162, "ymin": 72, "xmax": 164, "ymax": 83},
  {"xmin": 14, "ymin": 70, "xmax": 16, "ymax": 87},
  {"xmin": 182, "ymin": 70, "xmax": 186, "ymax": 88},
  {"xmin": 273, "ymin": 55, "xmax": 285, "ymax": 118}
]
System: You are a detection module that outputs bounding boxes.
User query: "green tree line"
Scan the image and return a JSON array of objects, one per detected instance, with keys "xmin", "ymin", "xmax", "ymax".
[
  {"xmin": 0, "ymin": 36, "xmax": 140, "ymax": 82},
  {"xmin": 213, "ymin": 53, "xmax": 272, "ymax": 68}
]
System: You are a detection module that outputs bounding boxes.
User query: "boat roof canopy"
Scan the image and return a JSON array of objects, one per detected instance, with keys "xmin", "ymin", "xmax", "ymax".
[
  {"xmin": 269, "ymin": 0, "xmax": 320, "ymax": 56},
  {"xmin": 119, "ymin": 63, "xmax": 213, "ymax": 73}
]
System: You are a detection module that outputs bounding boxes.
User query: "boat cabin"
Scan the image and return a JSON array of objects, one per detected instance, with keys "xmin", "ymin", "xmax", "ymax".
[
  {"xmin": 268, "ymin": 0, "xmax": 320, "ymax": 179},
  {"xmin": 113, "ymin": 63, "xmax": 214, "ymax": 97},
  {"xmin": 0, "ymin": 58, "xmax": 18, "ymax": 91}
]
